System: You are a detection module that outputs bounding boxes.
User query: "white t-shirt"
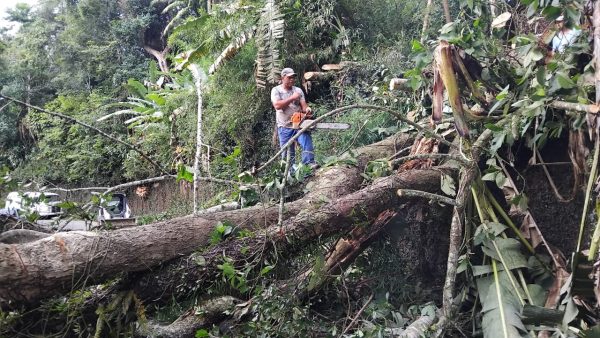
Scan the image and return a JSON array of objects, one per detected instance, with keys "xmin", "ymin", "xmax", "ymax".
[
  {"xmin": 271, "ymin": 85, "xmax": 305, "ymax": 128},
  {"xmin": 552, "ymin": 28, "xmax": 581, "ymax": 53}
]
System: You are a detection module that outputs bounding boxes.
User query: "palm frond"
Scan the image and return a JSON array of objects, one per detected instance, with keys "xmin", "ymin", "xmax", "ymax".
[
  {"xmin": 161, "ymin": 0, "xmax": 184, "ymax": 14},
  {"xmin": 150, "ymin": 0, "xmax": 173, "ymax": 6},
  {"xmin": 209, "ymin": 28, "xmax": 255, "ymax": 75},
  {"xmin": 96, "ymin": 110, "xmax": 140, "ymax": 122},
  {"xmin": 255, "ymin": 0, "xmax": 284, "ymax": 88},
  {"xmin": 163, "ymin": 7, "xmax": 191, "ymax": 37}
]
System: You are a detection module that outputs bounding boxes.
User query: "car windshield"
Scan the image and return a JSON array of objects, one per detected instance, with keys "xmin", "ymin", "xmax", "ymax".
[{"xmin": 46, "ymin": 195, "xmax": 60, "ymax": 202}]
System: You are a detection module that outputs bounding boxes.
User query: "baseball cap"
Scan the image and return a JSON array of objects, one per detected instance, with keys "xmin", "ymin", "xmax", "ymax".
[
  {"xmin": 281, "ymin": 68, "xmax": 296, "ymax": 77},
  {"xmin": 556, "ymin": 15, "xmax": 564, "ymax": 21}
]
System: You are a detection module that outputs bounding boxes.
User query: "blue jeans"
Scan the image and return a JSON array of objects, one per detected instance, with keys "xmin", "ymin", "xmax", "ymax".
[{"xmin": 278, "ymin": 127, "xmax": 315, "ymax": 165}]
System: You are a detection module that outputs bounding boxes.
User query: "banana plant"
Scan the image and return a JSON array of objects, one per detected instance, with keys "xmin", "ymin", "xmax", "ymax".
[
  {"xmin": 152, "ymin": 0, "xmax": 203, "ymax": 36},
  {"xmin": 98, "ymin": 78, "xmax": 185, "ymax": 130},
  {"xmin": 163, "ymin": 0, "xmax": 284, "ymax": 88}
]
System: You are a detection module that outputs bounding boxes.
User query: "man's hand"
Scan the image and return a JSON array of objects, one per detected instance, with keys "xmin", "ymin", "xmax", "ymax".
[{"xmin": 305, "ymin": 107, "xmax": 313, "ymax": 118}]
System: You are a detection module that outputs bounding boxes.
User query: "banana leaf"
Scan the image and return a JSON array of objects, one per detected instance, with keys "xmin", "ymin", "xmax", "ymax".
[{"xmin": 477, "ymin": 268, "xmax": 528, "ymax": 338}]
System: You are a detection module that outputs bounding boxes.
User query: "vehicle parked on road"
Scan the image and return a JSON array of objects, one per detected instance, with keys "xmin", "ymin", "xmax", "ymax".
[
  {"xmin": 5, "ymin": 192, "xmax": 63, "ymax": 219},
  {"xmin": 97, "ymin": 193, "xmax": 135, "ymax": 227}
]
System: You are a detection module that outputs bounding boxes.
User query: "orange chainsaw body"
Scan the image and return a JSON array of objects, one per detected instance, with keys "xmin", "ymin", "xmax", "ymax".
[{"xmin": 292, "ymin": 112, "xmax": 308, "ymax": 129}]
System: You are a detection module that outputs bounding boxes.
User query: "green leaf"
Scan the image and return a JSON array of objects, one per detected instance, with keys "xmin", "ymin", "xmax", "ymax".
[
  {"xmin": 146, "ymin": 93, "xmax": 166, "ymax": 106},
  {"xmin": 562, "ymin": 296, "xmax": 579, "ymax": 328},
  {"xmin": 482, "ymin": 172, "xmax": 497, "ymax": 181},
  {"xmin": 485, "ymin": 123, "xmax": 504, "ymax": 132},
  {"xmin": 473, "ymin": 265, "xmax": 493, "ymax": 276},
  {"xmin": 496, "ymin": 85, "xmax": 510, "ymax": 100},
  {"xmin": 260, "ymin": 265, "xmax": 274, "ymax": 276},
  {"xmin": 195, "ymin": 329, "xmax": 209, "ymax": 338},
  {"xmin": 217, "ymin": 262, "xmax": 236, "ymax": 280},
  {"xmin": 173, "ymin": 43, "xmax": 209, "ymax": 72},
  {"xmin": 536, "ymin": 67, "xmax": 546, "ymax": 86},
  {"xmin": 176, "ymin": 164, "xmax": 194, "ymax": 183},
  {"xmin": 556, "ymin": 73, "xmax": 575, "ymax": 89},
  {"xmin": 510, "ymin": 194, "xmax": 529, "ymax": 211},
  {"xmin": 482, "ymin": 238, "xmax": 528, "ymax": 270},
  {"xmin": 192, "ymin": 254, "xmax": 206, "ymax": 267},
  {"xmin": 477, "ymin": 270, "xmax": 526, "ymax": 338},
  {"xmin": 490, "ymin": 131, "xmax": 506, "ymax": 154},
  {"xmin": 457, "ymin": 254, "xmax": 469, "ymax": 274},
  {"xmin": 495, "ymin": 172, "xmax": 507, "ymax": 187},
  {"xmin": 237, "ymin": 171, "xmax": 254, "ymax": 183},
  {"xmin": 487, "ymin": 222, "xmax": 508, "ymax": 236},
  {"xmin": 541, "ymin": 6, "xmax": 562, "ymax": 20},
  {"xmin": 125, "ymin": 78, "xmax": 147, "ymax": 98},
  {"xmin": 308, "ymin": 254, "xmax": 326, "ymax": 291},
  {"xmin": 526, "ymin": 284, "xmax": 546, "ymax": 307},
  {"xmin": 411, "ymin": 39, "xmax": 424, "ymax": 52}
]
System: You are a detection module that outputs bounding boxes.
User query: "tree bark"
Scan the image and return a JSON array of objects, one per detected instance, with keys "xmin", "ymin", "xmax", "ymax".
[
  {"xmin": 421, "ymin": 0, "xmax": 434, "ymax": 42},
  {"xmin": 143, "ymin": 46, "xmax": 170, "ymax": 74},
  {"xmin": 136, "ymin": 296, "xmax": 240, "ymax": 338},
  {"xmin": 303, "ymin": 72, "xmax": 334, "ymax": 81},
  {"xmin": 442, "ymin": 0, "xmax": 452, "ymax": 24},
  {"xmin": 189, "ymin": 64, "xmax": 205, "ymax": 215},
  {"xmin": 0, "ymin": 134, "xmax": 412, "ymax": 307}
]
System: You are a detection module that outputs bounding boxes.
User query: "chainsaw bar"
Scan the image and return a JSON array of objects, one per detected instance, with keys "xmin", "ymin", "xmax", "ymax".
[{"xmin": 299, "ymin": 119, "xmax": 350, "ymax": 130}]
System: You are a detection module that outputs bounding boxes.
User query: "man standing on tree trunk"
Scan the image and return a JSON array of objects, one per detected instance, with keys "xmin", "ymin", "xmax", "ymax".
[{"xmin": 271, "ymin": 67, "xmax": 319, "ymax": 171}]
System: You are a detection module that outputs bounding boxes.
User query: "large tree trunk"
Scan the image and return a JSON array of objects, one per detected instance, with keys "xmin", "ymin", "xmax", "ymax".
[
  {"xmin": 130, "ymin": 169, "xmax": 442, "ymax": 304},
  {"xmin": 0, "ymin": 134, "xmax": 412, "ymax": 308},
  {"xmin": 143, "ymin": 46, "xmax": 170, "ymax": 74}
]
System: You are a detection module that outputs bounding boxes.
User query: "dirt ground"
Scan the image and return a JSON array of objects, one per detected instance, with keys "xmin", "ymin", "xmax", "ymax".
[{"xmin": 512, "ymin": 136, "xmax": 586, "ymax": 257}]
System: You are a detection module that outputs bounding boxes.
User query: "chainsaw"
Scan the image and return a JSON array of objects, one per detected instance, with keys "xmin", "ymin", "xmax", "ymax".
[{"xmin": 291, "ymin": 112, "xmax": 350, "ymax": 130}]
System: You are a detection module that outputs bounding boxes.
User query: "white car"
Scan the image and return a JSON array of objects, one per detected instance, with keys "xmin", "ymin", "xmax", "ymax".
[
  {"xmin": 5, "ymin": 192, "xmax": 63, "ymax": 218},
  {"xmin": 97, "ymin": 193, "xmax": 132, "ymax": 223}
]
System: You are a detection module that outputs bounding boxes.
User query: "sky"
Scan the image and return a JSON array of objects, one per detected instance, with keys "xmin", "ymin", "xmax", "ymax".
[{"xmin": 0, "ymin": 0, "xmax": 39, "ymax": 33}]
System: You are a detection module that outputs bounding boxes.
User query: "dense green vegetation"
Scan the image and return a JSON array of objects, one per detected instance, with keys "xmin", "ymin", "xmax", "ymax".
[
  {"xmin": 4, "ymin": 0, "xmax": 600, "ymax": 337},
  {"xmin": 0, "ymin": 0, "xmax": 439, "ymax": 187}
]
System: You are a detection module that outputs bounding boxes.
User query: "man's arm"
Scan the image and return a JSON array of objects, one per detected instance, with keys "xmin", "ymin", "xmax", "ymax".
[{"xmin": 272, "ymin": 91, "xmax": 301, "ymax": 110}]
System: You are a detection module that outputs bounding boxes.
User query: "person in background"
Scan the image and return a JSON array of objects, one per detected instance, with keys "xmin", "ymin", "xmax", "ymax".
[
  {"xmin": 270, "ymin": 67, "xmax": 319, "ymax": 171},
  {"xmin": 550, "ymin": 15, "xmax": 581, "ymax": 54}
]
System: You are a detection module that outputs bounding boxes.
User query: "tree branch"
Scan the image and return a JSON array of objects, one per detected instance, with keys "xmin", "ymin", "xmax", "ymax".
[
  {"xmin": 550, "ymin": 100, "xmax": 600, "ymax": 114},
  {"xmin": 397, "ymin": 189, "xmax": 458, "ymax": 206},
  {"xmin": 48, "ymin": 175, "xmax": 246, "ymax": 195},
  {"xmin": 392, "ymin": 153, "xmax": 469, "ymax": 166}
]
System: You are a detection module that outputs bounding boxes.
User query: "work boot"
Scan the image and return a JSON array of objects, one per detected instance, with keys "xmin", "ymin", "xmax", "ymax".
[{"xmin": 309, "ymin": 163, "xmax": 320, "ymax": 170}]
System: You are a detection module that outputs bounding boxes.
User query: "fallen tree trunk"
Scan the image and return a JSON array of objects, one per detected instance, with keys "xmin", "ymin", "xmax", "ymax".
[
  {"xmin": 0, "ymin": 134, "xmax": 411, "ymax": 307},
  {"xmin": 130, "ymin": 169, "xmax": 442, "ymax": 304},
  {"xmin": 0, "ymin": 166, "xmax": 358, "ymax": 308}
]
